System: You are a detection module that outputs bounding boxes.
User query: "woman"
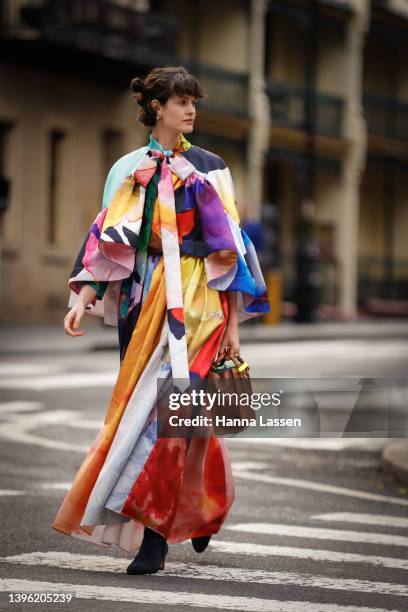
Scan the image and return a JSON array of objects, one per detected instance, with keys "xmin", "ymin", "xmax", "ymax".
[{"xmin": 51, "ymin": 65, "xmax": 270, "ymax": 575}]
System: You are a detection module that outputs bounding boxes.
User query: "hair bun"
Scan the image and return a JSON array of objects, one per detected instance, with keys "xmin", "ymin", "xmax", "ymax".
[{"xmin": 131, "ymin": 76, "xmax": 146, "ymax": 95}]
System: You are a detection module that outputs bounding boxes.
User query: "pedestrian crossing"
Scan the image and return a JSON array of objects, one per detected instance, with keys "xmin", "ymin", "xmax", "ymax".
[
  {"xmin": 232, "ymin": 465, "xmax": 408, "ymax": 506},
  {"xmin": 1, "ymin": 578, "xmax": 400, "ymax": 612},
  {"xmin": 2, "ymin": 551, "xmax": 408, "ymax": 598},
  {"xmin": 1, "ymin": 357, "xmax": 407, "ymax": 609},
  {"xmin": 0, "ymin": 364, "xmax": 398, "ymax": 452},
  {"xmin": 1, "ymin": 511, "xmax": 408, "ymax": 611}
]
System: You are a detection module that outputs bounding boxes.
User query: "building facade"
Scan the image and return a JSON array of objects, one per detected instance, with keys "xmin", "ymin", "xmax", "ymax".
[{"xmin": 0, "ymin": 0, "xmax": 407, "ymax": 324}]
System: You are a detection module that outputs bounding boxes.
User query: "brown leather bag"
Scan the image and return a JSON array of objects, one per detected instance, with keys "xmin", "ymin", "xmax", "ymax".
[{"xmin": 207, "ymin": 347, "xmax": 255, "ymax": 436}]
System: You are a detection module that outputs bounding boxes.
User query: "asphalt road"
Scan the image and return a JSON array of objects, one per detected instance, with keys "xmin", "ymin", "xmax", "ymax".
[{"xmin": 0, "ymin": 337, "xmax": 407, "ymax": 611}]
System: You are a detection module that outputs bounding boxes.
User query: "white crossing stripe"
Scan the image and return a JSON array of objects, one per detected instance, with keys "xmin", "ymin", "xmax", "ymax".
[
  {"xmin": 0, "ymin": 401, "xmax": 44, "ymax": 414},
  {"xmin": 232, "ymin": 469, "xmax": 408, "ymax": 507},
  {"xmin": 0, "ymin": 410, "xmax": 90, "ymax": 453},
  {"xmin": 0, "ymin": 579, "xmax": 401, "ymax": 611},
  {"xmin": 229, "ymin": 437, "xmax": 391, "ymax": 452},
  {"xmin": 0, "ymin": 485, "xmax": 72, "ymax": 497},
  {"xmin": 211, "ymin": 540, "xmax": 408, "ymax": 570},
  {"xmin": 230, "ymin": 461, "xmax": 269, "ymax": 471},
  {"xmin": 313, "ymin": 513, "xmax": 408, "ymax": 529},
  {"xmin": 40, "ymin": 483, "xmax": 72, "ymax": 491},
  {"xmin": 0, "ymin": 372, "xmax": 117, "ymax": 390},
  {"xmin": 0, "ymin": 364, "xmax": 65, "ymax": 376},
  {"xmin": 226, "ymin": 523, "xmax": 408, "ymax": 547},
  {"xmin": 2, "ymin": 552, "xmax": 407, "ymax": 598}
]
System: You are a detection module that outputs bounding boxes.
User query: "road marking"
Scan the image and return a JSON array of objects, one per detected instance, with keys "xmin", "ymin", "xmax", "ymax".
[
  {"xmin": 6, "ymin": 545, "xmax": 405, "ymax": 576},
  {"xmin": 68, "ymin": 419, "xmax": 103, "ymax": 430},
  {"xmin": 0, "ymin": 484, "xmax": 71, "ymax": 497},
  {"xmin": 226, "ymin": 523, "xmax": 408, "ymax": 547},
  {"xmin": 0, "ymin": 409, "xmax": 93, "ymax": 452},
  {"xmin": 312, "ymin": 513, "xmax": 408, "ymax": 529},
  {"xmin": 0, "ymin": 401, "xmax": 45, "ymax": 414},
  {"xmin": 229, "ymin": 438, "xmax": 390, "ymax": 452},
  {"xmin": 210, "ymin": 541, "xmax": 408, "ymax": 570},
  {"xmin": 1, "ymin": 552, "xmax": 407, "ymax": 598},
  {"xmin": 0, "ymin": 372, "xmax": 117, "ymax": 390},
  {"xmin": 39, "ymin": 483, "xmax": 72, "ymax": 491},
  {"xmin": 230, "ymin": 461, "xmax": 269, "ymax": 471},
  {"xmin": 243, "ymin": 339, "xmax": 408, "ymax": 360},
  {"xmin": 0, "ymin": 490, "xmax": 26, "ymax": 497},
  {"xmin": 0, "ymin": 404, "xmax": 388, "ymax": 459},
  {"xmin": 0, "ymin": 364, "xmax": 65, "ymax": 376},
  {"xmin": 0, "ymin": 579, "xmax": 400, "ymax": 611},
  {"xmin": 232, "ymin": 469, "xmax": 408, "ymax": 506}
]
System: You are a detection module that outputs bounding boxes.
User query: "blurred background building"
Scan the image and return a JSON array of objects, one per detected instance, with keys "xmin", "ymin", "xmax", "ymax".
[{"xmin": 0, "ymin": 0, "xmax": 407, "ymax": 324}]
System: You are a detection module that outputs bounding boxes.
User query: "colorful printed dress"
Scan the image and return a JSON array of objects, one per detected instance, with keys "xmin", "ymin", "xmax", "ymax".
[{"xmin": 51, "ymin": 131, "xmax": 270, "ymax": 554}]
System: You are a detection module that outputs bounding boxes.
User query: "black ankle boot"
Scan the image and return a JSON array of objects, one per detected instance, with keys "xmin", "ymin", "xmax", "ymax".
[
  {"xmin": 127, "ymin": 526, "xmax": 168, "ymax": 575},
  {"xmin": 191, "ymin": 534, "xmax": 211, "ymax": 553}
]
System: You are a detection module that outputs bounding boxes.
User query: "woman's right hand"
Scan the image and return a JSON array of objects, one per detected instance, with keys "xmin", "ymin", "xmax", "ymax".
[
  {"xmin": 63, "ymin": 302, "xmax": 86, "ymax": 337},
  {"xmin": 63, "ymin": 284, "xmax": 97, "ymax": 337}
]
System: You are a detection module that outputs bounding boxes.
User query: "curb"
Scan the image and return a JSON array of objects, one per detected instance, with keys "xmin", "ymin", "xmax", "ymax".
[{"xmin": 382, "ymin": 440, "xmax": 408, "ymax": 485}]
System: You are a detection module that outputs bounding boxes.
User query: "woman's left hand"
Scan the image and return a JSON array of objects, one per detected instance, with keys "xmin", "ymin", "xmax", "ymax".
[{"xmin": 219, "ymin": 321, "xmax": 240, "ymax": 357}]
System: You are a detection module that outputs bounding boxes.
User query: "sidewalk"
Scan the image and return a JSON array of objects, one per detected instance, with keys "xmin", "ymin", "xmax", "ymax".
[{"xmin": 1, "ymin": 317, "xmax": 407, "ymax": 484}]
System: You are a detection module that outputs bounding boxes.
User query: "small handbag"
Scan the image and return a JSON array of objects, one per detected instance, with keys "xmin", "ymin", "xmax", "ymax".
[{"xmin": 207, "ymin": 346, "xmax": 255, "ymax": 436}]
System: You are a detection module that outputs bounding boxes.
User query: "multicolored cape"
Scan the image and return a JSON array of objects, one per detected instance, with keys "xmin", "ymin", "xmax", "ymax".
[{"xmin": 51, "ymin": 131, "xmax": 270, "ymax": 553}]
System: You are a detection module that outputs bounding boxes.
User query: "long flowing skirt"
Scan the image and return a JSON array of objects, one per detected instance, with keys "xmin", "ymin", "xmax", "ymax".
[{"xmin": 51, "ymin": 253, "xmax": 235, "ymax": 554}]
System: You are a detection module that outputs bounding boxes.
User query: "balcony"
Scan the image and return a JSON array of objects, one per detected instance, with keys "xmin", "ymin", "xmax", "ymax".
[
  {"xmin": 186, "ymin": 62, "xmax": 249, "ymax": 119},
  {"xmin": 363, "ymin": 93, "xmax": 408, "ymax": 141},
  {"xmin": 0, "ymin": 0, "xmax": 179, "ymax": 69},
  {"xmin": 372, "ymin": 0, "xmax": 408, "ymax": 17},
  {"xmin": 265, "ymin": 80, "xmax": 344, "ymax": 138}
]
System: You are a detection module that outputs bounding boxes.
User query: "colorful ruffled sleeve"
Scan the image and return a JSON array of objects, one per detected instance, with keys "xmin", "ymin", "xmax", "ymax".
[
  {"xmin": 65, "ymin": 207, "xmax": 122, "ymax": 325},
  {"xmin": 201, "ymin": 161, "xmax": 271, "ymax": 323},
  {"xmin": 66, "ymin": 147, "xmax": 148, "ymax": 325},
  {"xmin": 77, "ymin": 163, "xmax": 116, "ymax": 304}
]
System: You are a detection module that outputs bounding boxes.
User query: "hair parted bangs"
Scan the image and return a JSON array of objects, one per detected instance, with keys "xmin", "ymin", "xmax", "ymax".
[{"xmin": 130, "ymin": 65, "xmax": 207, "ymax": 127}]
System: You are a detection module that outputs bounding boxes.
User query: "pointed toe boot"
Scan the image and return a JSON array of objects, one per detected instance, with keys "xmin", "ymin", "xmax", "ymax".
[
  {"xmin": 127, "ymin": 526, "xmax": 168, "ymax": 575},
  {"xmin": 191, "ymin": 534, "xmax": 211, "ymax": 553}
]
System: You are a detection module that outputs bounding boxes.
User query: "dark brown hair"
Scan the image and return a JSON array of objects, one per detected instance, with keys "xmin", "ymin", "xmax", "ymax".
[{"xmin": 130, "ymin": 66, "xmax": 206, "ymax": 127}]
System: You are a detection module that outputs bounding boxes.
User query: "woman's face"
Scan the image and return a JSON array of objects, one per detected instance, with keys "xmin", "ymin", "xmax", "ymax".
[{"xmin": 154, "ymin": 93, "xmax": 197, "ymax": 132}]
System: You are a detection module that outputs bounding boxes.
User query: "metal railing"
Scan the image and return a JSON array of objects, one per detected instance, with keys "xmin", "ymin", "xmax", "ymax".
[
  {"xmin": 278, "ymin": 251, "xmax": 408, "ymax": 307},
  {"xmin": 1, "ymin": 0, "xmax": 179, "ymax": 59},
  {"xmin": 185, "ymin": 62, "xmax": 249, "ymax": 118},
  {"xmin": 363, "ymin": 93, "xmax": 408, "ymax": 141},
  {"xmin": 265, "ymin": 80, "xmax": 344, "ymax": 138},
  {"xmin": 358, "ymin": 255, "xmax": 408, "ymax": 302}
]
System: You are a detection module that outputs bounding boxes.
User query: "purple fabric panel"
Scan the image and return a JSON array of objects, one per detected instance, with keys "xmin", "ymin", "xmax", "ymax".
[{"xmin": 189, "ymin": 178, "xmax": 237, "ymax": 254}]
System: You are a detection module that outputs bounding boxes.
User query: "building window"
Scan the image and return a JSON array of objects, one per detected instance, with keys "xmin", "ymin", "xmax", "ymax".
[
  {"xmin": 102, "ymin": 128, "xmax": 124, "ymax": 176},
  {"xmin": 0, "ymin": 122, "xmax": 13, "ymax": 218},
  {"xmin": 47, "ymin": 128, "xmax": 66, "ymax": 245},
  {"xmin": 0, "ymin": 121, "xmax": 14, "ymax": 241}
]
